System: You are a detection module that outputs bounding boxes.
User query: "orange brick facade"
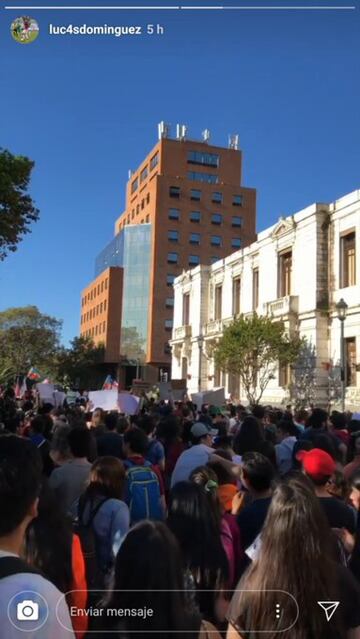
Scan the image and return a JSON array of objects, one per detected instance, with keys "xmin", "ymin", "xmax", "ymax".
[
  {"xmin": 80, "ymin": 132, "xmax": 257, "ymax": 374},
  {"xmin": 80, "ymin": 267, "xmax": 123, "ymax": 363}
]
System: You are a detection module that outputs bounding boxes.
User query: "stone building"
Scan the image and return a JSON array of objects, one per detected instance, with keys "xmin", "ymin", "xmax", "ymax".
[{"xmin": 171, "ymin": 189, "xmax": 360, "ymax": 409}]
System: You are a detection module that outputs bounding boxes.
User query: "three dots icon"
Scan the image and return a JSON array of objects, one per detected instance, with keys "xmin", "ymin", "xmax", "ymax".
[{"xmin": 275, "ymin": 604, "xmax": 281, "ymax": 620}]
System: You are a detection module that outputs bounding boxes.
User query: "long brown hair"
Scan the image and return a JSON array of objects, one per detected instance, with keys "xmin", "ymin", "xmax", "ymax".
[
  {"xmin": 229, "ymin": 475, "xmax": 345, "ymax": 639},
  {"xmin": 87, "ymin": 456, "xmax": 126, "ymax": 500}
]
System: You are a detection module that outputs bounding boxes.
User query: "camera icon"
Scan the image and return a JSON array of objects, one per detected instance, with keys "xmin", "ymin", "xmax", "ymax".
[{"xmin": 16, "ymin": 600, "xmax": 39, "ymax": 621}]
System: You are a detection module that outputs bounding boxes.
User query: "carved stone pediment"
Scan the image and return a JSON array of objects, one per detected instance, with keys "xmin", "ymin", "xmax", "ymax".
[{"xmin": 271, "ymin": 216, "xmax": 296, "ymax": 239}]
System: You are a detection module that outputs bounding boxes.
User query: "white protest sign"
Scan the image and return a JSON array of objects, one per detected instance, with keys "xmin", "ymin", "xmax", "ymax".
[
  {"xmin": 118, "ymin": 392, "xmax": 140, "ymax": 415},
  {"xmin": 36, "ymin": 383, "xmax": 55, "ymax": 403},
  {"xmin": 191, "ymin": 387, "xmax": 225, "ymax": 410},
  {"xmin": 53, "ymin": 391, "xmax": 66, "ymax": 408},
  {"xmin": 88, "ymin": 389, "xmax": 119, "ymax": 411}
]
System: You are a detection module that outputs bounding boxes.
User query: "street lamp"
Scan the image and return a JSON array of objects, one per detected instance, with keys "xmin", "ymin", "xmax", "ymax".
[
  {"xmin": 336, "ymin": 298, "xmax": 348, "ymax": 412},
  {"xmin": 198, "ymin": 335, "xmax": 204, "ymax": 392}
]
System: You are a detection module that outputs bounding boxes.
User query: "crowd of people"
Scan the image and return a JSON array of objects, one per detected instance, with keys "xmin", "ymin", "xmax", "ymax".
[{"xmin": 1, "ymin": 386, "xmax": 360, "ymax": 638}]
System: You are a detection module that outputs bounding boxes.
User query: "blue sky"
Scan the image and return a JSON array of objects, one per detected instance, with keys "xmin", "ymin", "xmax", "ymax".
[{"xmin": 0, "ymin": 1, "xmax": 359, "ymax": 344}]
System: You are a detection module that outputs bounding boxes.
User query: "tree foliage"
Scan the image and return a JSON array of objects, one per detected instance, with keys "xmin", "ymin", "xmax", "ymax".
[
  {"xmin": 54, "ymin": 336, "xmax": 105, "ymax": 389},
  {"xmin": 0, "ymin": 149, "xmax": 39, "ymax": 260},
  {"xmin": 0, "ymin": 306, "xmax": 62, "ymax": 379},
  {"xmin": 213, "ymin": 313, "xmax": 304, "ymax": 405}
]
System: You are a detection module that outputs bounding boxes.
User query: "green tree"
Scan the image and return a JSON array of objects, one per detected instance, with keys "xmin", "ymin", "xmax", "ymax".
[
  {"xmin": 0, "ymin": 149, "xmax": 39, "ymax": 260},
  {"xmin": 213, "ymin": 313, "xmax": 304, "ymax": 405},
  {"xmin": 0, "ymin": 306, "xmax": 62, "ymax": 379},
  {"xmin": 54, "ymin": 336, "xmax": 105, "ymax": 389}
]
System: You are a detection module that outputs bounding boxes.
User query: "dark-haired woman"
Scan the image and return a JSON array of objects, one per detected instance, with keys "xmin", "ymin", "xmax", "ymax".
[
  {"xmin": 74, "ymin": 456, "xmax": 129, "ymax": 586},
  {"xmin": 190, "ymin": 465, "xmax": 242, "ymax": 587},
  {"xmin": 233, "ymin": 416, "xmax": 265, "ymax": 457},
  {"xmin": 89, "ymin": 521, "xmax": 222, "ymax": 639},
  {"xmin": 25, "ymin": 483, "xmax": 88, "ymax": 639},
  {"xmin": 168, "ymin": 480, "xmax": 230, "ymax": 626},
  {"xmin": 226, "ymin": 476, "xmax": 360, "ymax": 639}
]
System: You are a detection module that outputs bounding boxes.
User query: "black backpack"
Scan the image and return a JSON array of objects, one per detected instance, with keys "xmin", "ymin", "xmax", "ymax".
[
  {"xmin": 73, "ymin": 495, "xmax": 109, "ymax": 589},
  {"xmin": 0, "ymin": 556, "xmax": 40, "ymax": 579}
]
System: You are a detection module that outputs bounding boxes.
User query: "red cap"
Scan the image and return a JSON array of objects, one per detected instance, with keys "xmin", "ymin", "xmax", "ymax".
[{"xmin": 296, "ymin": 448, "xmax": 336, "ymax": 479}]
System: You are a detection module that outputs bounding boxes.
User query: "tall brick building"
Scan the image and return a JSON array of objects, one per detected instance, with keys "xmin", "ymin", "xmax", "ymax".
[{"xmin": 80, "ymin": 123, "xmax": 257, "ymax": 385}]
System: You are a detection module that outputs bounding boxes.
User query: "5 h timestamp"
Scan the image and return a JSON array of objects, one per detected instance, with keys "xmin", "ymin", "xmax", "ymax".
[{"xmin": 147, "ymin": 24, "xmax": 165, "ymax": 35}]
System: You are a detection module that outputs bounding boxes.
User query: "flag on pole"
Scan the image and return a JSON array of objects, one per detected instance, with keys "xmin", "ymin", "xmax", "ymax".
[
  {"xmin": 27, "ymin": 367, "xmax": 41, "ymax": 381},
  {"xmin": 102, "ymin": 375, "xmax": 119, "ymax": 390},
  {"xmin": 14, "ymin": 377, "xmax": 28, "ymax": 398},
  {"xmin": 14, "ymin": 378, "xmax": 21, "ymax": 398}
]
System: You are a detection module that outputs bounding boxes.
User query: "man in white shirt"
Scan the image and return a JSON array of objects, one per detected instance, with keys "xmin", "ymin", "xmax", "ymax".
[
  {"xmin": 171, "ymin": 422, "xmax": 217, "ymax": 488},
  {"xmin": 0, "ymin": 435, "xmax": 75, "ymax": 638}
]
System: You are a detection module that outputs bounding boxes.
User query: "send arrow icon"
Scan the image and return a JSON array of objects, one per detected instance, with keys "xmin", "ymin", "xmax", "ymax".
[{"xmin": 317, "ymin": 601, "xmax": 340, "ymax": 622}]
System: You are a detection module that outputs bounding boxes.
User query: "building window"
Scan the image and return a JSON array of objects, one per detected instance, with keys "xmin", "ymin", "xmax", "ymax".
[
  {"xmin": 100, "ymin": 302, "xmax": 103, "ymax": 313},
  {"xmin": 131, "ymin": 177, "xmax": 138, "ymax": 194},
  {"xmin": 140, "ymin": 166, "xmax": 148, "ymax": 183},
  {"xmin": 136, "ymin": 204, "xmax": 139, "ymax": 214},
  {"xmin": 97, "ymin": 285, "xmax": 100, "ymax": 295},
  {"xmin": 169, "ymin": 208, "xmax": 180, "ymax": 220},
  {"xmin": 189, "ymin": 255, "xmax": 200, "ymax": 266},
  {"xmin": 252, "ymin": 268, "xmax": 259, "ymax": 310},
  {"xmin": 169, "ymin": 186, "xmax": 180, "ymax": 198},
  {"xmin": 211, "ymin": 256, "xmax": 219, "ymax": 264},
  {"xmin": 131, "ymin": 210, "xmax": 135, "ymax": 220},
  {"xmin": 95, "ymin": 325, "xmax": 98, "ymax": 336},
  {"xmin": 232, "ymin": 238, "xmax": 242, "ymax": 249},
  {"xmin": 190, "ymin": 189, "xmax": 201, "ymax": 201},
  {"xmin": 190, "ymin": 211, "xmax": 201, "ymax": 222},
  {"xmin": 278, "ymin": 250, "xmax": 292, "ymax": 297},
  {"xmin": 233, "ymin": 194, "xmax": 243, "ymax": 206},
  {"xmin": 146, "ymin": 214, "xmax": 150, "ymax": 223},
  {"xmin": 168, "ymin": 230, "xmax": 179, "ymax": 242},
  {"xmin": 167, "ymin": 252, "xmax": 178, "ymax": 264},
  {"xmin": 189, "ymin": 233, "xmax": 200, "ymax": 245},
  {"xmin": 141, "ymin": 219, "xmax": 144, "ymax": 224},
  {"xmin": 212, "ymin": 192, "xmax": 223, "ymax": 204},
  {"xmin": 211, "ymin": 213, "xmax": 222, "ymax": 225},
  {"xmin": 165, "ymin": 297, "xmax": 174, "ymax": 308},
  {"xmin": 146, "ymin": 193, "xmax": 150, "ymax": 204},
  {"xmin": 214, "ymin": 284, "xmax": 222, "ymax": 320},
  {"xmin": 141, "ymin": 199, "xmax": 145, "ymax": 210},
  {"xmin": 214, "ymin": 367, "xmax": 221, "ymax": 387},
  {"xmin": 150, "ymin": 152, "xmax": 159, "ymax": 170},
  {"xmin": 103, "ymin": 321, "xmax": 106, "ymax": 332},
  {"xmin": 165, "ymin": 319, "xmax": 173, "ymax": 330},
  {"xmin": 232, "ymin": 216, "xmax": 243, "ymax": 227},
  {"xmin": 211, "ymin": 235, "xmax": 222, "ymax": 247},
  {"xmin": 279, "ymin": 362, "xmax": 291, "ymax": 387},
  {"xmin": 182, "ymin": 293, "xmax": 190, "ymax": 325},
  {"xmin": 340, "ymin": 231, "xmax": 356, "ymax": 288},
  {"xmin": 187, "ymin": 151, "xmax": 219, "ymax": 167},
  {"xmin": 232, "ymin": 277, "xmax": 241, "ymax": 315},
  {"xmin": 104, "ymin": 300, "xmax": 107, "ymax": 311},
  {"xmin": 346, "ymin": 337, "xmax": 357, "ymax": 386},
  {"xmin": 188, "ymin": 171, "xmax": 219, "ymax": 184},
  {"xmin": 167, "ymin": 274, "xmax": 175, "ymax": 286}
]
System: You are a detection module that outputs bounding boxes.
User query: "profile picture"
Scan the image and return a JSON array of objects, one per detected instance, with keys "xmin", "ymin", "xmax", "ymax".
[{"xmin": 11, "ymin": 16, "xmax": 39, "ymax": 44}]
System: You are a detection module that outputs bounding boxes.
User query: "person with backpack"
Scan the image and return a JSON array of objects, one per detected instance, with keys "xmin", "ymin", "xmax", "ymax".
[
  {"xmin": 122, "ymin": 427, "xmax": 165, "ymax": 524},
  {"xmin": 137, "ymin": 414, "xmax": 166, "ymax": 472},
  {"xmin": 0, "ymin": 435, "xmax": 75, "ymax": 638},
  {"xmin": 73, "ymin": 456, "xmax": 130, "ymax": 589}
]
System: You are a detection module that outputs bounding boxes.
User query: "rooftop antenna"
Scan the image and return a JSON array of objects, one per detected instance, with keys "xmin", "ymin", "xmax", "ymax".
[
  {"xmin": 158, "ymin": 121, "xmax": 171, "ymax": 140},
  {"xmin": 202, "ymin": 129, "xmax": 211, "ymax": 143},
  {"xmin": 176, "ymin": 123, "xmax": 188, "ymax": 140},
  {"xmin": 228, "ymin": 134, "xmax": 239, "ymax": 150}
]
